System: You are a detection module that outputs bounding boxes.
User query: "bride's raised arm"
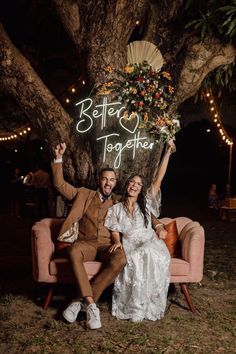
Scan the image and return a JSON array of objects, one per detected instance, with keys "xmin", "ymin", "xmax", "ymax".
[{"xmin": 150, "ymin": 140, "xmax": 175, "ymax": 200}]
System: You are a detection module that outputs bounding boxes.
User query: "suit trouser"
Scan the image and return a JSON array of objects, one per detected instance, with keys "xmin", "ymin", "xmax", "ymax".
[{"xmin": 68, "ymin": 240, "xmax": 127, "ymax": 302}]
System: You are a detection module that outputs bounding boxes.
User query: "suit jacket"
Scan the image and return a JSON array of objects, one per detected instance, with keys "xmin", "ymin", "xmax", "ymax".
[{"xmin": 51, "ymin": 162, "xmax": 119, "ymax": 240}]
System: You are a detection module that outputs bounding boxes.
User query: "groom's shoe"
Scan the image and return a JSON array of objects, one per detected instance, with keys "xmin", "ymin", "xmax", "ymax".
[
  {"xmin": 62, "ymin": 301, "xmax": 82, "ymax": 323},
  {"xmin": 86, "ymin": 303, "xmax": 102, "ymax": 329}
]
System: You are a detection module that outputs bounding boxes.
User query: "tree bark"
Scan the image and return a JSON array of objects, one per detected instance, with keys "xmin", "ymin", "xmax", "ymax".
[
  {"xmin": 0, "ymin": 22, "xmax": 93, "ymax": 184},
  {"xmin": 54, "ymin": 0, "xmax": 149, "ymax": 85},
  {"xmin": 174, "ymin": 38, "xmax": 236, "ymax": 107}
]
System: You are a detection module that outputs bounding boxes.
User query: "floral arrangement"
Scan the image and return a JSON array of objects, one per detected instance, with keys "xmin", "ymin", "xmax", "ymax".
[{"xmin": 98, "ymin": 61, "xmax": 180, "ymax": 142}]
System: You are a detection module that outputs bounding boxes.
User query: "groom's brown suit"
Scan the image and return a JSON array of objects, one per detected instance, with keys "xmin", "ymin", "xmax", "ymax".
[{"xmin": 52, "ymin": 162, "xmax": 126, "ymax": 302}]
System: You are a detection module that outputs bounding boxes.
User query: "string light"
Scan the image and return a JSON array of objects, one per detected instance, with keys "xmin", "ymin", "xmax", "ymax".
[
  {"xmin": 0, "ymin": 126, "xmax": 31, "ymax": 143},
  {"xmin": 0, "ymin": 75, "xmax": 86, "ymax": 143},
  {"xmin": 205, "ymin": 91, "xmax": 234, "ymax": 146}
]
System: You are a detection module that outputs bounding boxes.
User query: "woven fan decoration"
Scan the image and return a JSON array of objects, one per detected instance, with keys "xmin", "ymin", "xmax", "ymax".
[{"xmin": 127, "ymin": 40, "xmax": 164, "ymax": 71}]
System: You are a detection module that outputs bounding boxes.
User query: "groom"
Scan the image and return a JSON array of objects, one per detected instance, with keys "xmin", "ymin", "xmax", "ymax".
[{"xmin": 52, "ymin": 143, "xmax": 127, "ymax": 330}]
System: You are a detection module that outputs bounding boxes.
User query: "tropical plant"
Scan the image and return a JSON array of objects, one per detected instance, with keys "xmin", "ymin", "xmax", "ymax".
[{"xmin": 185, "ymin": 0, "xmax": 236, "ymax": 95}]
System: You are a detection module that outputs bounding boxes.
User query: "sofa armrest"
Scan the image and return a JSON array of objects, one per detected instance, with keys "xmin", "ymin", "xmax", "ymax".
[
  {"xmin": 180, "ymin": 224, "xmax": 205, "ymax": 281},
  {"xmin": 31, "ymin": 220, "xmax": 55, "ymax": 282}
]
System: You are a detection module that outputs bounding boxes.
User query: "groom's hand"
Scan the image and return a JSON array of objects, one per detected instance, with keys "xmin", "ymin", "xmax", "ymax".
[{"xmin": 54, "ymin": 142, "xmax": 66, "ymax": 160}]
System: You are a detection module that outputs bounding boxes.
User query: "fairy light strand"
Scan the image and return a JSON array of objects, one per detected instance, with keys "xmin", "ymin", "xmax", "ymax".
[
  {"xmin": 0, "ymin": 126, "xmax": 31, "ymax": 143},
  {"xmin": 205, "ymin": 91, "xmax": 233, "ymax": 146},
  {"xmin": 0, "ymin": 76, "xmax": 87, "ymax": 142}
]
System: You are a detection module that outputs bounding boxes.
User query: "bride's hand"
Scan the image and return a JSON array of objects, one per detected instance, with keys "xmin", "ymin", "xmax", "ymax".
[
  {"xmin": 109, "ymin": 242, "xmax": 123, "ymax": 253},
  {"xmin": 166, "ymin": 138, "xmax": 176, "ymax": 154}
]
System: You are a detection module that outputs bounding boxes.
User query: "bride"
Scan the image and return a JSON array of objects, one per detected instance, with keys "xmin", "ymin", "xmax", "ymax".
[{"xmin": 104, "ymin": 141, "xmax": 175, "ymax": 322}]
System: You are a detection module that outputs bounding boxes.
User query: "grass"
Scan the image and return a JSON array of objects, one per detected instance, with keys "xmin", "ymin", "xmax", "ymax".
[{"xmin": 1, "ymin": 214, "xmax": 236, "ymax": 353}]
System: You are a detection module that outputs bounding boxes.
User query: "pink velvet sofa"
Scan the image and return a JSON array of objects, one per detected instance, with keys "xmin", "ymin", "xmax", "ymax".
[{"xmin": 31, "ymin": 217, "xmax": 205, "ymax": 312}]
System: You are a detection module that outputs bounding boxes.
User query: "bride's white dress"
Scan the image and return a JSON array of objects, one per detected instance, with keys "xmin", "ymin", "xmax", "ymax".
[{"xmin": 104, "ymin": 195, "xmax": 170, "ymax": 321}]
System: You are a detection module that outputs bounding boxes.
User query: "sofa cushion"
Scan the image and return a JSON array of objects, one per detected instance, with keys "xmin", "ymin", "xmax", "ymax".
[
  {"xmin": 163, "ymin": 220, "xmax": 181, "ymax": 257},
  {"xmin": 49, "ymin": 259, "xmax": 103, "ymax": 280}
]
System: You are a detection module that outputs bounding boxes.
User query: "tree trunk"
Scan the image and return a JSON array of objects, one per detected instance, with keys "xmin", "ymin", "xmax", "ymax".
[{"xmin": 0, "ymin": 23, "xmax": 93, "ymax": 184}]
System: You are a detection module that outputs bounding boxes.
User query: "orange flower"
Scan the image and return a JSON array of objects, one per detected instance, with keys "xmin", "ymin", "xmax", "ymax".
[
  {"xmin": 144, "ymin": 113, "xmax": 149, "ymax": 122},
  {"xmin": 162, "ymin": 71, "xmax": 172, "ymax": 80},
  {"xmin": 104, "ymin": 66, "xmax": 113, "ymax": 73},
  {"xmin": 124, "ymin": 65, "xmax": 134, "ymax": 74},
  {"xmin": 155, "ymin": 117, "xmax": 165, "ymax": 126},
  {"xmin": 168, "ymin": 85, "xmax": 174, "ymax": 93},
  {"xmin": 122, "ymin": 111, "xmax": 129, "ymax": 120},
  {"xmin": 165, "ymin": 118, "xmax": 173, "ymax": 125}
]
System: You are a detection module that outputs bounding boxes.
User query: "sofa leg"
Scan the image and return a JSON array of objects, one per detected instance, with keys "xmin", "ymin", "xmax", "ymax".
[
  {"xmin": 43, "ymin": 286, "xmax": 53, "ymax": 310},
  {"xmin": 180, "ymin": 283, "xmax": 196, "ymax": 313}
]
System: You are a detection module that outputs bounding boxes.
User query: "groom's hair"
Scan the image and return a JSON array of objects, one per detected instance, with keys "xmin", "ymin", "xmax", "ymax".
[{"xmin": 98, "ymin": 167, "xmax": 116, "ymax": 178}]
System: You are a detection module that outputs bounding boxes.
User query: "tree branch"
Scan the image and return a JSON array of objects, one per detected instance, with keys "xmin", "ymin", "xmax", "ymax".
[
  {"xmin": 52, "ymin": 0, "xmax": 81, "ymax": 47},
  {"xmin": 174, "ymin": 38, "xmax": 236, "ymax": 106}
]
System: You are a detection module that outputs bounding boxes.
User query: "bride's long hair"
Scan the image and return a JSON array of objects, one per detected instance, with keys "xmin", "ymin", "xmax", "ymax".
[{"xmin": 121, "ymin": 174, "xmax": 148, "ymax": 227}]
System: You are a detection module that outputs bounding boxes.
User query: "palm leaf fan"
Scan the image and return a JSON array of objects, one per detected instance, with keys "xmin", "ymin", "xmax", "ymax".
[{"xmin": 127, "ymin": 40, "xmax": 164, "ymax": 71}]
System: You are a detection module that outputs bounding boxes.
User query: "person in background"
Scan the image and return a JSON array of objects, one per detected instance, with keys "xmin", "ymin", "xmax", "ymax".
[
  {"xmin": 10, "ymin": 167, "xmax": 24, "ymax": 218},
  {"xmin": 208, "ymin": 183, "xmax": 220, "ymax": 217},
  {"xmin": 224, "ymin": 183, "xmax": 231, "ymax": 199},
  {"xmin": 27, "ymin": 163, "xmax": 52, "ymax": 218}
]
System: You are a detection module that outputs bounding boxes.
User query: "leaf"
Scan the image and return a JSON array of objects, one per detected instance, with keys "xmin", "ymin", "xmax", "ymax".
[
  {"xmin": 221, "ymin": 15, "xmax": 234, "ymax": 28},
  {"xmin": 225, "ymin": 21, "xmax": 236, "ymax": 36},
  {"xmin": 218, "ymin": 6, "xmax": 236, "ymax": 12}
]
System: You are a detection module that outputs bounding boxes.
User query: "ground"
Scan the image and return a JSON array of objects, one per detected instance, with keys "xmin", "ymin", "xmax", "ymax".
[{"xmin": 0, "ymin": 199, "xmax": 236, "ymax": 354}]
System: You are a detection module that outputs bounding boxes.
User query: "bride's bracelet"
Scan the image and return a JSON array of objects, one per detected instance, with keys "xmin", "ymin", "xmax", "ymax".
[{"xmin": 154, "ymin": 223, "xmax": 164, "ymax": 229}]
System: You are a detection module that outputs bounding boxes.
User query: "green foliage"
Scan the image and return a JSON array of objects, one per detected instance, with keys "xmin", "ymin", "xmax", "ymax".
[
  {"xmin": 185, "ymin": 0, "xmax": 236, "ymax": 40},
  {"xmin": 185, "ymin": 9, "xmax": 216, "ymax": 40},
  {"xmin": 218, "ymin": 1, "xmax": 236, "ymax": 39},
  {"xmin": 185, "ymin": 1, "xmax": 236, "ymax": 94},
  {"xmin": 198, "ymin": 63, "xmax": 236, "ymax": 97}
]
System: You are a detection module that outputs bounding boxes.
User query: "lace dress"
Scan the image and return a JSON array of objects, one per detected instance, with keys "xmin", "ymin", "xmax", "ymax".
[{"xmin": 104, "ymin": 196, "xmax": 170, "ymax": 322}]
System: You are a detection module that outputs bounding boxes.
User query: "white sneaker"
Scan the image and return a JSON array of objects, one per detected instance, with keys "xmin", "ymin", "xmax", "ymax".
[
  {"xmin": 62, "ymin": 301, "xmax": 82, "ymax": 323},
  {"xmin": 86, "ymin": 304, "xmax": 102, "ymax": 329},
  {"xmin": 130, "ymin": 315, "xmax": 143, "ymax": 323}
]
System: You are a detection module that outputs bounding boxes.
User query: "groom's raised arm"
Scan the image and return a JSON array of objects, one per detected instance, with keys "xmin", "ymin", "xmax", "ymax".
[{"xmin": 51, "ymin": 143, "xmax": 78, "ymax": 200}]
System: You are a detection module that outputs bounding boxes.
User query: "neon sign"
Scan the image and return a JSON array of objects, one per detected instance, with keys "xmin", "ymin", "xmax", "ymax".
[{"xmin": 75, "ymin": 97, "xmax": 154, "ymax": 169}]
